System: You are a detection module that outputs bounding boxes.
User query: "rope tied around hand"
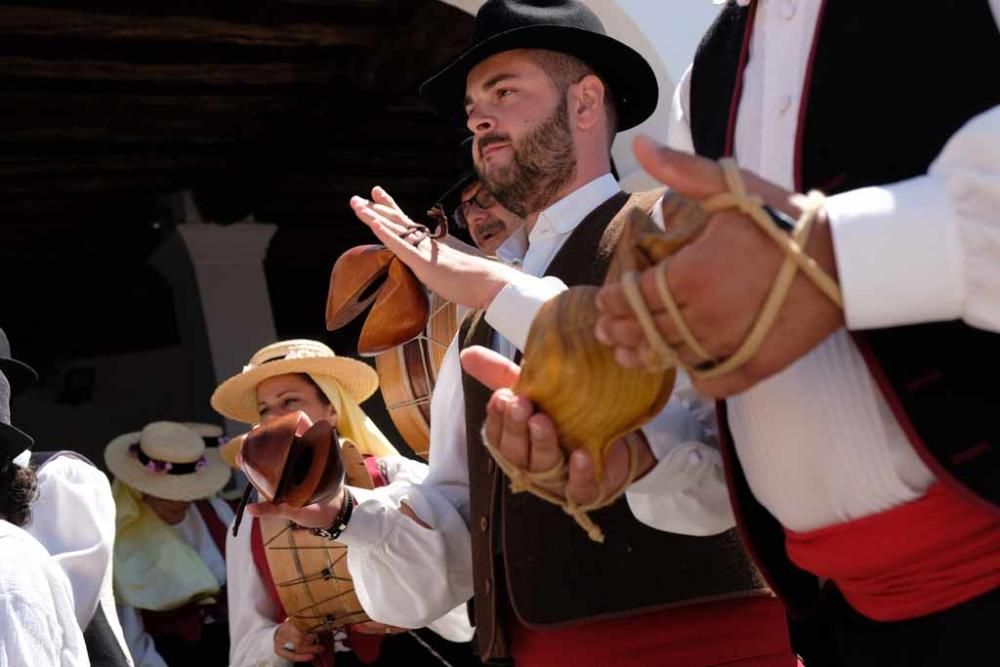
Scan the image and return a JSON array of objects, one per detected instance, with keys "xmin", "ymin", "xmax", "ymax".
[
  {"xmin": 621, "ymin": 157, "xmax": 843, "ymax": 379},
  {"xmin": 480, "ymin": 425, "xmax": 642, "ymax": 543}
]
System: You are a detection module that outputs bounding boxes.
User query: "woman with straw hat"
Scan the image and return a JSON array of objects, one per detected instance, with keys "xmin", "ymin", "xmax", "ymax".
[
  {"xmin": 104, "ymin": 420, "xmax": 233, "ymax": 667},
  {"xmin": 212, "ymin": 339, "xmax": 475, "ymax": 667}
]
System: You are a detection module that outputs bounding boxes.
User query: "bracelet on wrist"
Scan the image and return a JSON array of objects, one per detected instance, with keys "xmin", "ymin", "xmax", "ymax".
[{"xmin": 310, "ymin": 488, "xmax": 355, "ymax": 541}]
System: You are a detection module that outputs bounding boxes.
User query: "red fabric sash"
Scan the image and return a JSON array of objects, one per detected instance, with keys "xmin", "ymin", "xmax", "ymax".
[
  {"xmin": 784, "ymin": 482, "xmax": 1000, "ymax": 621},
  {"xmin": 250, "ymin": 517, "xmax": 287, "ymax": 624},
  {"xmin": 194, "ymin": 500, "xmax": 228, "ymax": 559},
  {"xmin": 509, "ymin": 596, "xmax": 795, "ymax": 667},
  {"xmin": 363, "ymin": 455, "xmax": 388, "ymax": 488}
]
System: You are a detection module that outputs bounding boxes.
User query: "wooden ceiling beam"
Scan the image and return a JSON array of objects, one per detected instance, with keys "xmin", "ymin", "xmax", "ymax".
[
  {"xmin": 0, "ymin": 6, "xmax": 382, "ymax": 48},
  {"xmin": 0, "ymin": 55, "xmax": 340, "ymax": 86}
]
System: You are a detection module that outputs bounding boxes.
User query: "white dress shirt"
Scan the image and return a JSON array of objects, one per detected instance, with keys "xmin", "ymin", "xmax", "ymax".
[
  {"xmin": 226, "ymin": 455, "xmax": 474, "ymax": 667},
  {"xmin": 666, "ymin": 0, "xmax": 1000, "ymax": 531},
  {"xmin": 1, "ymin": 520, "xmax": 90, "ymax": 667},
  {"xmin": 119, "ymin": 498, "xmax": 233, "ymax": 667},
  {"xmin": 334, "ymin": 174, "xmax": 732, "ymax": 631},
  {"xmin": 25, "ymin": 454, "xmax": 133, "ymax": 666}
]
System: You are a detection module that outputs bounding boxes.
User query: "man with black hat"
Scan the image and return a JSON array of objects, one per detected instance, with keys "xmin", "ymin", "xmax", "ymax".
[
  {"xmin": 1, "ymin": 339, "xmax": 90, "ymax": 666},
  {"xmin": 2, "ymin": 327, "xmax": 133, "ymax": 666},
  {"xmin": 251, "ymin": 2, "xmax": 795, "ymax": 665}
]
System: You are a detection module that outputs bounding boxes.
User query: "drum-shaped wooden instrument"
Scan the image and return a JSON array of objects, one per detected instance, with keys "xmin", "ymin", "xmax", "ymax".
[
  {"xmin": 258, "ymin": 439, "xmax": 375, "ymax": 633},
  {"xmin": 374, "ymin": 293, "xmax": 459, "ymax": 459}
]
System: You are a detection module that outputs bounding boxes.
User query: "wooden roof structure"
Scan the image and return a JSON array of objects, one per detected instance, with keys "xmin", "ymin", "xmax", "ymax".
[{"xmin": 1, "ymin": 0, "xmax": 474, "ymax": 367}]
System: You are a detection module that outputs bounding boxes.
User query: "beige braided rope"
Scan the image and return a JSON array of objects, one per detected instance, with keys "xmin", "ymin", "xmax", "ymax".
[
  {"xmin": 622, "ymin": 158, "xmax": 843, "ymax": 379},
  {"xmin": 480, "ymin": 425, "xmax": 642, "ymax": 543}
]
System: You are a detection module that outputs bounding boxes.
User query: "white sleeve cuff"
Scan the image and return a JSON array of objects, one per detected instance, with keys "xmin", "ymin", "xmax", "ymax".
[
  {"xmin": 336, "ymin": 485, "xmax": 402, "ymax": 549},
  {"xmin": 484, "ymin": 274, "xmax": 568, "ymax": 352},
  {"xmin": 625, "ymin": 440, "xmax": 734, "ymax": 536},
  {"xmin": 826, "ymin": 174, "xmax": 964, "ymax": 330}
]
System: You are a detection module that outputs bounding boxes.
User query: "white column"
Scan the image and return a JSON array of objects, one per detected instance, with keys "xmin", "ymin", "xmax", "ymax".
[{"xmin": 151, "ymin": 222, "xmax": 277, "ymax": 435}]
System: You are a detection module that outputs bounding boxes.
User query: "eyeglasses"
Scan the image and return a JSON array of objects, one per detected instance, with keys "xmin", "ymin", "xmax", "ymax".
[{"xmin": 452, "ymin": 187, "xmax": 497, "ymax": 228}]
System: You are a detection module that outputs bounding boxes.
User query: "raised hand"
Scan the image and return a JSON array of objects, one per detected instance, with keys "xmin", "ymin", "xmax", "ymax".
[
  {"xmin": 594, "ymin": 136, "xmax": 844, "ymax": 398},
  {"xmin": 350, "ymin": 186, "xmax": 521, "ymax": 310}
]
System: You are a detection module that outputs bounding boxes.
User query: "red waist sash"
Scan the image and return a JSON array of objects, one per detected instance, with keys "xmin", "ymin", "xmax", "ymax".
[
  {"xmin": 784, "ymin": 482, "xmax": 1000, "ymax": 621},
  {"xmin": 509, "ymin": 596, "xmax": 795, "ymax": 667}
]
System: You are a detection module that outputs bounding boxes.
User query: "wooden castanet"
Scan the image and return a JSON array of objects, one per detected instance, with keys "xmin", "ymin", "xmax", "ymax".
[
  {"xmin": 374, "ymin": 293, "xmax": 459, "ymax": 459},
  {"xmin": 326, "ymin": 244, "xmax": 429, "ymax": 356},
  {"xmin": 236, "ymin": 411, "xmax": 345, "ymax": 508},
  {"xmin": 513, "ymin": 193, "xmax": 709, "ymax": 480},
  {"xmin": 259, "ymin": 439, "xmax": 375, "ymax": 633}
]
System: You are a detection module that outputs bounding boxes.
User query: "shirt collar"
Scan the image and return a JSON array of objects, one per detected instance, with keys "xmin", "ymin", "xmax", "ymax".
[
  {"xmin": 495, "ymin": 225, "xmax": 529, "ymax": 266},
  {"xmin": 531, "ymin": 173, "xmax": 620, "ymax": 243}
]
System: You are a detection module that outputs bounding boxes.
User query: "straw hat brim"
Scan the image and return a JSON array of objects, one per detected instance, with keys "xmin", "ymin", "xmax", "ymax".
[
  {"xmin": 104, "ymin": 432, "xmax": 231, "ymax": 502},
  {"xmin": 219, "ymin": 433, "xmax": 246, "ymax": 469},
  {"xmin": 210, "ymin": 356, "xmax": 379, "ymax": 426}
]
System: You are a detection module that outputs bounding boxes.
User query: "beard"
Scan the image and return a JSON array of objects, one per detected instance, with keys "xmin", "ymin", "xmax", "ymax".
[{"xmin": 476, "ymin": 97, "xmax": 577, "ymax": 218}]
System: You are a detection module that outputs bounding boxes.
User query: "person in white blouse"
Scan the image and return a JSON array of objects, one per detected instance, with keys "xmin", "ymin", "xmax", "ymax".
[
  {"xmin": 4, "ymin": 328, "xmax": 132, "ymax": 666},
  {"xmin": 1, "ymin": 365, "xmax": 89, "ymax": 667},
  {"xmin": 586, "ymin": 2, "xmax": 1000, "ymax": 666},
  {"xmin": 211, "ymin": 339, "xmax": 476, "ymax": 667},
  {"xmin": 248, "ymin": 2, "xmax": 795, "ymax": 666},
  {"xmin": 104, "ymin": 421, "xmax": 233, "ymax": 667}
]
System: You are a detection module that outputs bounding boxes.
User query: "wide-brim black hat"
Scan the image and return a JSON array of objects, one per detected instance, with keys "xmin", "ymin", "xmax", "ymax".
[
  {"xmin": 433, "ymin": 136, "xmax": 477, "ymax": 216},
  {"xmin": 421, "ymin": 0, "xmax": 658, "ymax": 131},
  {"xmin": 0, "ymin": 423, "xmax": 33, "ymax": 461},
  {"xmin": 0, "ymin": 358, "xmax": 37, "ymax": 396},
  {"xmin": 0, "ymin": 328, "xmax": 38, "ymax": 396}
]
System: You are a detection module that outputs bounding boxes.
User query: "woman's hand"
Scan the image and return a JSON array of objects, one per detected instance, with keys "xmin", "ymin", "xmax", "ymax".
[
  {"xmin": 274, "ymin": 619, "xmax": 325, "ymax": 662},
  {"xmin": 247, "ymin": 487, "xmax": 345, "ymax": 529}
]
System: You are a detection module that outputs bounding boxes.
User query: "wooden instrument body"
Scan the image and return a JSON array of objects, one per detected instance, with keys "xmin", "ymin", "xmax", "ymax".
[
  {"xmin": 374, "ymin": 294, "xmax": 459, "ymax": 459},
  {"xmin": 513, "ymin": 196, "xmax": 708, "ymax": 480},
  {"xmin": 259, "ymin": 440, "xmax": 374, "ymax": 633}
]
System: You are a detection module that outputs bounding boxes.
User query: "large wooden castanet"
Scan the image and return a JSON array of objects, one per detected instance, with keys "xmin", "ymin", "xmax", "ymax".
[
  {"xmin": 326, "ymin": 244, "xmax": 429, "ymax": 356},
  {"xmin": 374, "ymin": 293, "xmax": 458, "ymax": 459},
  {"xmin": 259, "ymin": 439, "xmax": 375, "ymax": 633},
  {"xmin": 513, "ymin": 195, "xmax": 709, "ymax": 480},
  {"xmin": 237, "ymin": 411, "xmax": 345, "ymax": 508}
]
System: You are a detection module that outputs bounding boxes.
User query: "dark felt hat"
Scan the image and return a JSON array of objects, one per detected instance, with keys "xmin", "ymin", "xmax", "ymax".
[
  {"xmin": 0, "ymin": 328, "xmax": 37, "ymax": 396},
  {"xmin": 0, "ymin": 371, "xmax": 33, "ymax": 461},
  {"xmin": 433, "ymin": 136, "xmax": 477, "ymax": 217},
  {"xmin": 420, "ymin": 0, "xmax": 658, "ymax": 131}
]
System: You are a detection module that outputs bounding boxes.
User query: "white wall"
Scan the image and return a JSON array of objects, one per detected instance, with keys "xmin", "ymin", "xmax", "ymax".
[{"xmin": 436, "ymin": 0, "xmax": 720, "ymax": 189}]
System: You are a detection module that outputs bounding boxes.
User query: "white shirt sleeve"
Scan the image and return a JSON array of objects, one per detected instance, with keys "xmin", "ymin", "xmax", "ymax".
[
  {"xmin": 1, "ymin": 591, "xmax": 89, "ymax": 667},
  {"xmin": 626, "ymin": 370, "xmax": 734, "ymax": 535},
  {"xmin": 226, "ymin": 521, "xmax": 290, "ymax": 667},
  {"xmin": 337, "ymin": 338, "xmax": 474, "ymax": 630},
  {"xmin": 27, "ymin": 456, "xmax": 116, "ymax": 629},
  {"xmin": 667, "ymin": 63, "xmax": 696, "ymax": 154},
  {"xmin": 826, "ymin": 105, "xmax": 1000, "ymax": 333},
  {"xmin": 0, "ymin": 529, "xmax": 89, "ymax": 667},
  {"xmin": 117, "ymin": 605, "xmax": 167, "ymax": 667}
]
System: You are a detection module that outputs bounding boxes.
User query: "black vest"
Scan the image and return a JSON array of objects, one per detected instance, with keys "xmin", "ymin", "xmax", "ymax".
[
  {"xmin": 689, "ymin": 0, "xmax": 1000, "ymax": 616},
  {"xmin": 460, "ymin": 190, "xmax": 766, "ymax": 660}
]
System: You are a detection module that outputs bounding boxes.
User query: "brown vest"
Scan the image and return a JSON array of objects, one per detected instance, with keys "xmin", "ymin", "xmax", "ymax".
[{"xmin": 460, "ymin": 190, "xmax": 767, "ymax": 660}]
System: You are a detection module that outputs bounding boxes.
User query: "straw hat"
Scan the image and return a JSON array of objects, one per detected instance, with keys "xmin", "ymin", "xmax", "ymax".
[
  {"xmin": 218, "ymin": 431, "xmax": 247, "ymax": 469},
  {"xmin": 104, "ymin": 421, "xmax": 231, "ymax": 502},
  {"xmin": 210, "ymin": 340, "xmax": 378, "ymax": 425}
]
